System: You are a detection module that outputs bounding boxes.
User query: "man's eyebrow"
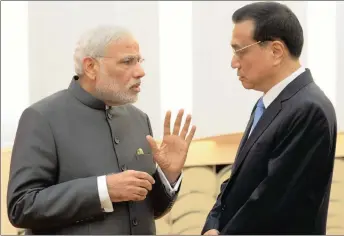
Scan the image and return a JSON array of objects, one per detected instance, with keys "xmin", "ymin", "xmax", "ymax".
[
  {"xmin": 122, "ymin": 54, "xmax": 141, "ymax": 58},
  {"xmin": 121, "ymin": 54, "xmax": 141, "ymax": 60}
]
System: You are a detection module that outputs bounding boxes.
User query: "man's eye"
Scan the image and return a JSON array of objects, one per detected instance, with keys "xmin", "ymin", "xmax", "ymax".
[{"xmin": 123, "ymin": 58, "xmax": 134, "ymax": 65}]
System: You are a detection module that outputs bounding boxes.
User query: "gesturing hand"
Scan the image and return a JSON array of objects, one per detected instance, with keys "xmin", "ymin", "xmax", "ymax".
[
  {"xmin": 146, "ymin": 109, "xmax": 196, "ymax": 183},
  {"xmin": 106, "ymin": 170, "xmax": 155, "ymax": 202}
]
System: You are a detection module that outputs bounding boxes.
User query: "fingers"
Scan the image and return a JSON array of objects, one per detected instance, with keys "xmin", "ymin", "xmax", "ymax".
[
  {"xmin": 172, "ymin": 109, "xmax": 184, "ymax": 135},
  {"xmin": 186, "ymin": 125, "xmax": 197, "ymax": 145},
  {"xmin": 136, "ymin": 187, "xmax": 148, "ymax": 197},
  {"xmin": 146, "ymin": 135, "xmax": 159, "ymax": 158},
  {"xmin": 132, "ymin": 194, "xmax": 146, "ymax": 201},
  {"xmin": 163, "ymin": 110, "xmax": 171, "ymax": 136},
  {"xmin": 137, "ymin": 179, "xmax": 153, "ymax": 191},
  {"xmin": 164, "ymin": 109, "xmax": 195, "ymax": 139},
  {"xmin": 126, "ymin": 171, "xmax": 154, "ymax": 201},
  {"xmin": 169, "ymin": 109, "xmax": 196, "ymax": 143},
  {"xmin": 133, "ymin": 170, "xmax": 155, "ymax": 184},
  {"xmin": 131, "ymin": 188, "xmax": 148, "ymax": 201},
  {"xmin": 180, "ymin": 114, "xmax": 192, "ymax": 139}
]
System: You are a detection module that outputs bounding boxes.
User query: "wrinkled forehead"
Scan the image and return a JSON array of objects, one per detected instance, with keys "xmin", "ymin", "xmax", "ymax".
[
  {"xmin": 105, "ymin": 37, "xmax": 141, "ymax": 57},
  {"xmin": 231, "ymin": 20, "xmax": 255, "ymax": 48}
]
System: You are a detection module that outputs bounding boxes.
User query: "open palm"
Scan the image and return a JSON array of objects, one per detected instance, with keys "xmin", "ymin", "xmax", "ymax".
[{"xmin": 146, "ymin": 109, "xmax": 196, "ymax": 182}]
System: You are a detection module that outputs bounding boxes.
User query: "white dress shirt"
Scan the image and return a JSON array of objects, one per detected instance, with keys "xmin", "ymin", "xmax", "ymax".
[
  {"xmin": 97, "ymin": 166, "xmax": 182, "ymax": 212},
  {"xmin": 248, "ymin": 66, "xmax": 305, "ymax": 137},
  {"xmin": 262, "ymin": 66, "xmax": 306, "ymax": 109}
]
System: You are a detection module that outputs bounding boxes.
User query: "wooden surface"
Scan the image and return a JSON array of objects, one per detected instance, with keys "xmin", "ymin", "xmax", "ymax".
[
  {"xmin": 185, "ymin": 132, "xmax": 344, "ymax": 167},
  {"xmin": 1, "ymin": 149, "xmax": 17, "ymax": 235},
  {"xmin": 336, "ymin": 132, "xmax": 344, "ymax": 157}
]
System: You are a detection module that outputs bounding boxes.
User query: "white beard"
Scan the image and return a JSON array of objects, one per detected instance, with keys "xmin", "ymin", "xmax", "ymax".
[{"xmin": 94, "ymin": 68, "xmax": 138, "ymax": 105}]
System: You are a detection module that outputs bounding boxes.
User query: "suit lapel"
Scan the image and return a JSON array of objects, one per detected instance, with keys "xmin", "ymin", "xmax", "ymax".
[
  {"xmin": 231, "ymin": 101, "xmax": 282, "ymax": 177},
  {"xmin": 237, "ymin": 98, "xmax": 261, "ymax": 154},
  {"xmin": 231, "ymin": 111, "xmax": 254, "ymax": 173},
  {"xmin": 238, "ymin": 114, "xmax": 254, "ymax": 153},
  {"xmin": 230, "ymin": 69, "xmax": 314, "ymax": 178}
]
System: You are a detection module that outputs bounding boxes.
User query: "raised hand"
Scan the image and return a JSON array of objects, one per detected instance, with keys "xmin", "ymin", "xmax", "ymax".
[{"xmin": 146, "ymin": 109, "xmax": 196, "ymax": 183}]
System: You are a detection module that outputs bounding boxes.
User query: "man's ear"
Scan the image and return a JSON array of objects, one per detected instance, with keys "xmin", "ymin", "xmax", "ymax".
[
  {"xmin": 83, "ymin": 57, "xmax": 98, "ymax": 80},
  {"xmin": 271, "ymin": 41, "xmax": 285, "ymax": 66}
]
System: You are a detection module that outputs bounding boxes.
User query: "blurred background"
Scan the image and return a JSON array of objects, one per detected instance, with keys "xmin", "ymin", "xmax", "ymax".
[{"xmin": 1, "ymin": 1, "xmax": 343, "ymax": 235}]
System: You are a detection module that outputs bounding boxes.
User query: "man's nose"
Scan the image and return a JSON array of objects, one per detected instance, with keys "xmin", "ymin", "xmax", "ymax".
[
  {"xmin": 231, "ymin": 55, "xmax": 240, "ymax": 69},
  {"xmin": 133, "ymin": 63, "xmax": 145, "ymax": 79}
]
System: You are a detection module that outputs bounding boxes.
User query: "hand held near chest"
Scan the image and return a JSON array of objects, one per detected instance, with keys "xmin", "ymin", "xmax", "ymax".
[{"xmin": 106, "ymin": 170, "xmax": 155, "ymax": 202}]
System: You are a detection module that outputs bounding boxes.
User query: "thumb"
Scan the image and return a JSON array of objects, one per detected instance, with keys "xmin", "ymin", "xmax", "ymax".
[{"xmin": 146, "ymin": 135, "xmax": 159, "ymax": 157}]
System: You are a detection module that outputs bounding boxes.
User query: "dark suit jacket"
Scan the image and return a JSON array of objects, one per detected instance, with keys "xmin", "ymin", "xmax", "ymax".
[
  {"xmin": 202, "ymin": 69, "xmax": 337, "ymax": 234},
  {"xmin": 7, "ymin": 76, "xmax": 178, "ymax": 235}
]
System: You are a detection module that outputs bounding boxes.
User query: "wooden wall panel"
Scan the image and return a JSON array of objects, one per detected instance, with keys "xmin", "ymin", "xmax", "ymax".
[{"xmin": 1, "ymin": 148, "xmax": 17, "ymax": 235}]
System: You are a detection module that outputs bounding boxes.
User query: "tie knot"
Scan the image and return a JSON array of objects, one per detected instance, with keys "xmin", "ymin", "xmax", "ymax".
[{"xmin": 257, "ymin": 98, "xmax": 265, "ymax": 109}]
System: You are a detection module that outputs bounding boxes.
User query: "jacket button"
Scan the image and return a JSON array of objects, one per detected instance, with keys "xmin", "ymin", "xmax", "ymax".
[
  {"xmin": 132, "ymin": 219, "xmax": 138, "ymax": 226},
  {"xmin": 107, "ymin": 112, "xmax": 113, "ymax": 119},
  {"xmin": 114, "ymin": 137, "xmax": 120, "ymax": 144}
]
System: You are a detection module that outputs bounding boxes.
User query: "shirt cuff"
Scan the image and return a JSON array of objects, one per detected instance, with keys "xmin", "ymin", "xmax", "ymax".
[
  {"xmin": 157, "ymin": 166, "xmax": 183, "ymax": 196},
  {"xmin": 97, "ymin": 175, "xmax": 114, "ymax": 212}
]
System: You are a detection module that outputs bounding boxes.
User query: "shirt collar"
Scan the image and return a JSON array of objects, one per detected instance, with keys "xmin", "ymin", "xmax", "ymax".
[{"xmin": 263, "ymin": 66, "xmax": 306, "ymax": 108}]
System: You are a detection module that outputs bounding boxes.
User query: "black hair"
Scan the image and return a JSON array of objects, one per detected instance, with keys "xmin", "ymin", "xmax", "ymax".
[{"xmin": 232, "ymin": 1, "xmax": 304, "ymax": 58}]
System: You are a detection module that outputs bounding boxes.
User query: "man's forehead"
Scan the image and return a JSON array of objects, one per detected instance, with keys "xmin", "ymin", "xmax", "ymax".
[
  {"xmin": 233, "ymin": 20, "xmax": 254, "ymax": 34},
  {"xmin": 231, "ymin": 20, "xmax": 255, "ymax": 47},
  {"xmin": 106, "ymin": 38, "xmax": 140, "ymax": 56}
]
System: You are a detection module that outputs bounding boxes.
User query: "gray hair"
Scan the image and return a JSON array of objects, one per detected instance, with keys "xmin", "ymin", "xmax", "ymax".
[{"xmin": 73, "ymin": 25, "xmax": 133, "ymax": 75}]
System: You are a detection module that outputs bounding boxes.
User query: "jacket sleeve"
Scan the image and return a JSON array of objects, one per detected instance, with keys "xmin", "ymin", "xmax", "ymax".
[
  {"xmin": 202, "ymin": 106, "xmax": 257, "ymax": 234},
  {"xmin": 7, "ymin": 107, "xmax": 105, "ymax": 231},
  {"xmin": 201, "ymin": 178, "xmax": 230, "ymax": 234},
  {"xmin": 151, "ymin": 171, "xmax": 179, "ymax": 219},
  {"xmin": 220, "ymin": 103, "xmax": 336, "ymax": 234},
  {"xmin": 145, "ymin": 114, "xmax": 179, "ymax": 219}
]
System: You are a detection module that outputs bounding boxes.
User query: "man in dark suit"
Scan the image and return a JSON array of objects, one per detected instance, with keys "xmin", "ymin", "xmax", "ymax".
[
  {"xmin": 202, "ymin": 2, "xmax": 337, "ymax": 235},
  {"xmin": 7, "ymin": 25, "xmax": 196, "ymax": 235}
]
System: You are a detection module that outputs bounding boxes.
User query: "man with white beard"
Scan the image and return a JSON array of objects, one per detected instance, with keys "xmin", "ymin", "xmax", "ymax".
[{"xmin": 7, "ymin": 25, "xmax": 196, "ymax": 235}]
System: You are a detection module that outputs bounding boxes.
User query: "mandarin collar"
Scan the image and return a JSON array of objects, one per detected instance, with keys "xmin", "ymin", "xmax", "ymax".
[{"xmin": 68, "ymin": 75, "xmax": 106, "ymax": 110}]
